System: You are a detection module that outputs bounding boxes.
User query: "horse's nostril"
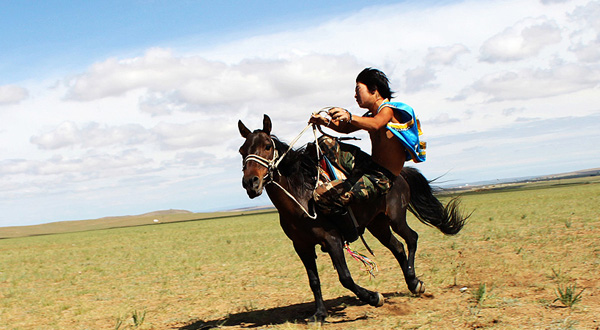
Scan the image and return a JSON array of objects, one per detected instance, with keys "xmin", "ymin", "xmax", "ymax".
[{"xmin": 252, "ymin": 176, "xmax": 259, "ymax": 183}]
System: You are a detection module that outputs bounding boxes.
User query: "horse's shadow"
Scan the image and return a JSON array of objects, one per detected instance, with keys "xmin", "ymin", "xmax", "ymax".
[{"xmin": 178, "ymin": 293, "xmax": 406, "ymax": 329}]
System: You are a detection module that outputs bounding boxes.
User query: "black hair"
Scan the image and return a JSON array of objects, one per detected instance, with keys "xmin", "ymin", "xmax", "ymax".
[{"xmin": 356, "ymin": 68, "xmax": 394, "ymax": 100}]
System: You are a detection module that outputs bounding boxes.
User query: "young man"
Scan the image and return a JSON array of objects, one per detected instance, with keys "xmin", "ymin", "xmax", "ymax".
[{"xmin": 309, "ymin": 68, "xmax": 425, "ymax": 235}]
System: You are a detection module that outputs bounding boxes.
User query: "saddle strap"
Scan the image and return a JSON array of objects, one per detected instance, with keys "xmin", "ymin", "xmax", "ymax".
[{"xmin": 348, "ymin": 208, "xmax": 375, "ymax": 256}]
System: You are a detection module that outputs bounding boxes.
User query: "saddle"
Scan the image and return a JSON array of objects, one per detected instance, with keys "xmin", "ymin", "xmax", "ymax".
[{"xmin": 315, "ymin": 156, "xmax": 362, "ymax": 243}]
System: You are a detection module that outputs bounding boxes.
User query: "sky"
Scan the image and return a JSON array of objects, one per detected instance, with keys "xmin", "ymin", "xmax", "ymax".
[{"xmin": 1, "ymin": 0, "xmax": 599, "ymax": 227}]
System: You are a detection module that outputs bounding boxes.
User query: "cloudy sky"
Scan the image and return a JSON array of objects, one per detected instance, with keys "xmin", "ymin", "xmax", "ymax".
[{"xmin": 1, "ymin": 0, "xmax": 599, "ymax": 227}]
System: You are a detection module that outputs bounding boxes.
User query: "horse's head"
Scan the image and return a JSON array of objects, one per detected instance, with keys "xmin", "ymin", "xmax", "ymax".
[{"xmin": 238, "ymin": 114, "xmax": 276, "ymax": 198}]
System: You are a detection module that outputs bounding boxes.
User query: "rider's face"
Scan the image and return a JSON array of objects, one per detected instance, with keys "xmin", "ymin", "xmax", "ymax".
[{"xmin": 355, "ymin": 82, "xmax": 376, "ymax": 109}]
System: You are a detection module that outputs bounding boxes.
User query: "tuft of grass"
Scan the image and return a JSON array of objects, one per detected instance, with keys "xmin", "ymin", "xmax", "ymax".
[
  {"xmin": 550, "ymin": 317, "xmax": 578, "ymax": 330},
  {"xmin": 114, "ymin": 310, "xmax": 146, "ymax": 329},
  {"xmin": 471, "ymin": 283, "xmax": 487, "ymax": 306},
  {"xmin": 554, "ymin": 284, "xmax": 584, "ymax": 308},
  {"xmin": 114, "ymin": 316, "xmax": 125, "ymax": 330},
  {"xmin": 131, "ymin": 310, "xmax": 146, "ymax": 327},
  {"xmin": 549, "ymin": 268, "xmax": 569, "ymax": 283}
]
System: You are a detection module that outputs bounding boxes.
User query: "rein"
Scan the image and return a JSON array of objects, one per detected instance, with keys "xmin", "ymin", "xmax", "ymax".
[
  {"xmin": 243, "ymin": 122, "xmax": 321, "ymax": 220},
  {"xmin": 242, "ymin": 108, "xmax": 360, "ymax": 220}
]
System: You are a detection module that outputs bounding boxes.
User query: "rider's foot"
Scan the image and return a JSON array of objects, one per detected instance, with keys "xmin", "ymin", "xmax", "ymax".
[{"xmin": 333, "ymin": 210, "xmax": 359, "ymax": 243}]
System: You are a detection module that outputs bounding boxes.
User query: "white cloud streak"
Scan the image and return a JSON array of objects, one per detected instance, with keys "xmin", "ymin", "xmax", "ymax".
[
  {"xmin": 480, "ymin": 17, "xmax": 562, "ymax": 63},
  {"xmin": 471, "ymin": 62, "xmax": 600, "ymax": 101},
  {"xmin": 0, "ymin": 84, "xmax": 28, "ymax": 105}
]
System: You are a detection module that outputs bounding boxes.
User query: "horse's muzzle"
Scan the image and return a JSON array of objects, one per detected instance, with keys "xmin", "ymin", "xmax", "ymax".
[{"xmin": 242, "ymin": 175, "xmax": 263, "ymax": 198}]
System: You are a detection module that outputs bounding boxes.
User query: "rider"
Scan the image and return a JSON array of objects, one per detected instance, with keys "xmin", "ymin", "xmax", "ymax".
[{"xmin": 309, "ymin": 68, "xmax": 426, "ymax": 239}]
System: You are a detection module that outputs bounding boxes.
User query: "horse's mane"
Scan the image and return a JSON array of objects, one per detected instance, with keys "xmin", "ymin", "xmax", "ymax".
[{"xmin": 271, "ymin": 135, "xmax": 318, "ymax": 196}]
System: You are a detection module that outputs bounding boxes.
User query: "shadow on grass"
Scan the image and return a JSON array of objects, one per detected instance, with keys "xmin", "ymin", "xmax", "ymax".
[{"xmin": 178, "ymin": 294, "xmax": 381, "ymax": 329}]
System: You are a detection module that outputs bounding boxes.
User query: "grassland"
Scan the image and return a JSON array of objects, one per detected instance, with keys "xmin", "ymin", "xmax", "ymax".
[{"xmin": 0, "ymin": 177, "xmax": 598, "ymax": 329}]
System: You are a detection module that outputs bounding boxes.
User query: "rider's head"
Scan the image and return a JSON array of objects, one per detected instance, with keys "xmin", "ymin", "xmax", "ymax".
[{"xmin": 356, "ymin": 68, "xmax": 394, "ymax": 100}]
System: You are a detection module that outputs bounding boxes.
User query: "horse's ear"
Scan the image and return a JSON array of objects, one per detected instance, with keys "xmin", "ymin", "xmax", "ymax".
[
  {"xmin": 262, "ymin": 115, "xmax": 272, "ymax": 135},
  {"xmin": 238, "ymin": 120, "xmax": 251, "ymax": 138}
]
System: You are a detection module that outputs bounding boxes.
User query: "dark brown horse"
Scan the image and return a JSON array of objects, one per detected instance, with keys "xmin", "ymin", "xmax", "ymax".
[{"xmin": 238, "ymin": 114, "xmax": 468, "ymax": 322}]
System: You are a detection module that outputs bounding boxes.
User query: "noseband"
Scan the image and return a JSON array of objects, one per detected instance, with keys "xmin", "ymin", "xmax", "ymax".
[{"xmin": 243, "ymin": 143, "xmax": 280, "ymax": 184}]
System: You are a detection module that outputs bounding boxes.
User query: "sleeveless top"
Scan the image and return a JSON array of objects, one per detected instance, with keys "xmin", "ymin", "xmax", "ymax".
[{"xmin": 378, "ymin": 101, "xmax": 426, "ymax": 163}]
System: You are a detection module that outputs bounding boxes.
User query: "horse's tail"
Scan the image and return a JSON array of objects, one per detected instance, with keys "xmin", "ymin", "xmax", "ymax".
[{"xmin": 401, "ymin": 167, "xmax": 469, "ymax": 235}]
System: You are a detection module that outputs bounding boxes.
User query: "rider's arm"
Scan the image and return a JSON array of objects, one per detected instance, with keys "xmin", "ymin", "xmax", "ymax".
[
  {"xmin": 309, "ymin": 111, "xmax": 360, "ymax": 133},
  {"xmin": 310, "ymin": 106, "xmax": 395, "ymax": 134},
  {"xmin": 347, "ymin": 107, "xmax": 394, "ymax": 132},
  {"xmin": 317, "ymin": 106, "xmax": 394, "ymax": 133}
]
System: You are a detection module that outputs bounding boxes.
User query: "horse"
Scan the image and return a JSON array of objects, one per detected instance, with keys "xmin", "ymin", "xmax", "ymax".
[{"xmin": 238, "ymin": 114, "xmax": 468, "ymax": 322}]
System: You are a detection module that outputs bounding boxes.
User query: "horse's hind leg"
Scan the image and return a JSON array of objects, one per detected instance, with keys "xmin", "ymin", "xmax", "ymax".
[
  {"xmin": 368, "ymin": 214, "xmax": 425, "ymax": 294},
  {"xmin": 326, "ymin": 238, "xmax": 384, "ymax": 307},
  {"xmin": 393, "ymin": 217, "xmax": 425, "ymax": 294}
]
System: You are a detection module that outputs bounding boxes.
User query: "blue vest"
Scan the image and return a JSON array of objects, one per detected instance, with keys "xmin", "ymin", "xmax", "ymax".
[{"xmin": 379, "ymin": 101, "xmax": 426, "ymax": 163}]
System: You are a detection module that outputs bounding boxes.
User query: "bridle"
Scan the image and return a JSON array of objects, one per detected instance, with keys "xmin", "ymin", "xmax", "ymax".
[
  {"xmin": 243, "ymin": 147, "xmax": 280, "ymax": 183},
  {"xmin": 242, "ymin": 108, "xmax": 362, "ymax": 220},
  {"xmin": 243, "ymin": 122, "xmax": 320, "ymax": 219}
]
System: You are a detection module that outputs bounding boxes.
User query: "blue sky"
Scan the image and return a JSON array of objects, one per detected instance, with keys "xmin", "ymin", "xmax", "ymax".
[
  {"xmin": 1, "ymin": 0, "xmax": 599, "ymax": 227},
  {"xmin": 1, "ymin": 0, "xmax": 404, "ymax": 82}
]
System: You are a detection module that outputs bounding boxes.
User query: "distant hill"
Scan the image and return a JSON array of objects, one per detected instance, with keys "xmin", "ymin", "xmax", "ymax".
[
  {"xmin": 96, "ymin": 209, "xmax": 193, "ymax": 220},
  {"xmin": 443, "ymin": 168, "xmax": 600, "ymax": 194},
  {"xmin": 0, "ymin": 208, "xmax": 275, "ymax": 239},
  {"xmin": 535, "ymin": 168, "xmax": 600, "ymax": 180}
]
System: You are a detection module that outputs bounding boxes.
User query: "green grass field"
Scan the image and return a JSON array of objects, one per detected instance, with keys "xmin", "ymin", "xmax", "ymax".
[{"xmin": 0, "ymin": 178, "xmax": 598, "ymax": 329}]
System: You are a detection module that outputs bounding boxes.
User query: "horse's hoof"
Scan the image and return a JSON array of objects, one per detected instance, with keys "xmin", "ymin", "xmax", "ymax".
[
  {"xmin": 411, "ymin": 280, "xmax": 426, "ymax": 295},
  {"xmin": 306, "ymin": 313, "xmax": 326, "ymax": 324},
  {"xmin": 374, "ymin": 292, "xmax": 385, "ymax": 307}
]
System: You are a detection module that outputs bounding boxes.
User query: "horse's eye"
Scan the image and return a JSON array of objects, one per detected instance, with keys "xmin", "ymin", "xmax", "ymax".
[{"xmin": 265, "ymin": 145, "xmax": 272, "ymax": 151}]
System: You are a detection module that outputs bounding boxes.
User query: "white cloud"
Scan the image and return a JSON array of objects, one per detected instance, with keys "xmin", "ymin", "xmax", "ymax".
[
  {"xmin": 570, "ymin": 38, "xmax": 600, "ymax": 62},
  {"xmin": 541, "ymin": 0, "xmax": 570, "ymax": 4},
  {"xmin": 30, "ymin": 121, "xmax": 152, "ymax": 150},
  {"xmin": 152, "ymin": 120, "xmax": 235, "ymax": 150},
  {"xmin": 570, "ymin": 0, "xmax": 600, "ymax": 32},
  {"xmin": 568, "ymin": 1, "xmax": 600, "ymax": 62},
  {"xmin": 471, "ymin": 62, "xmax": 600, "ymax": 101},
  {"xmin": 0, "ymin": 149, "xmax": 152, "ymax": 178},
  {"xmin": 480, "ymin": 17, "xmax": 562, "ymax": 62},
  {"xmin": 66, "ymin": 50, "xmax": 361, "ymax": 117},
  {"xmin": 404, "ymin": 66, "xmax": 438, "ymax": 93},
  {"xmin": 425, "ymin": 44, "xmax": 470, "ymax": 65},
  {"xmin": 65, "ymin": 48, "xmax": 222, "ymax": 101},
  {"xmin": 37, "ymin": 150, "xmax": 151, "ymax": 176},
  {"xmin": 0, "ymin": 85, "xmax": 28, "ymax": 105}
]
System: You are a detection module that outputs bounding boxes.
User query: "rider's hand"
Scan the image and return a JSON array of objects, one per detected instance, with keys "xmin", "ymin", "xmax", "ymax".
[
  {"xmin": 328, "ymin": 107, "xmax": 351, "ymax": 123},
  {"xmin": 309, "ymin": 113, "xmax": 329, "ymax": 126}
]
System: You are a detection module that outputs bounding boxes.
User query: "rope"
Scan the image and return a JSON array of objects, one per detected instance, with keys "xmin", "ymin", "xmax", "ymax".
[
  {"xmin": 243, "ymin": 121, "xmax": 321, "ymax": 220},
  {"xmin": 345, "ymin": 243, "xmax": 379, "ymax": 278}
]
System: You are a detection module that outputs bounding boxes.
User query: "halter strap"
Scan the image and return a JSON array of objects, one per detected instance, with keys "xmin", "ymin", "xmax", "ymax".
[
  {"xmin": 244, "ymin": 149, "xmax": 279, "ymax": 170},
  {"xmin": 242, "ymin": 127, "xmax": 318, "ymax": 220}
]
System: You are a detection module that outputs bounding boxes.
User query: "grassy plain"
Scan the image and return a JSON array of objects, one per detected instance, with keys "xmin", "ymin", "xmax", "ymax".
[{"xmin": 0, "ymin": 178, "xmax": 599, "ymax": 329}]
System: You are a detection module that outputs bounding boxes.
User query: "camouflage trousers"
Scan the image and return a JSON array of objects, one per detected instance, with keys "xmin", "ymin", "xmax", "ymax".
[{"xmin": 314, "ymin": 136, "xmax": 396, "ymax": 215}]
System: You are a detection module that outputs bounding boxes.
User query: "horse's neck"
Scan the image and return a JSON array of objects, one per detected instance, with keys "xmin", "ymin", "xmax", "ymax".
[
  {"xmin": 265, "ymin": 174, "xmax": 292, "ymax": 207},
  {"xmin": 265, "ymin": 173, "xmax": 309, "ymax": 215}
]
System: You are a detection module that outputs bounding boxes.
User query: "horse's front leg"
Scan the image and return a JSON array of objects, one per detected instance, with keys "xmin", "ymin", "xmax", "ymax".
[
  {"xmin": 293, "ymin": 242, "xmax": 327, "ymax": 322},
  {"xmin": 326, "ymin": 237, "xmax": 384, "ymax": 307}
]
